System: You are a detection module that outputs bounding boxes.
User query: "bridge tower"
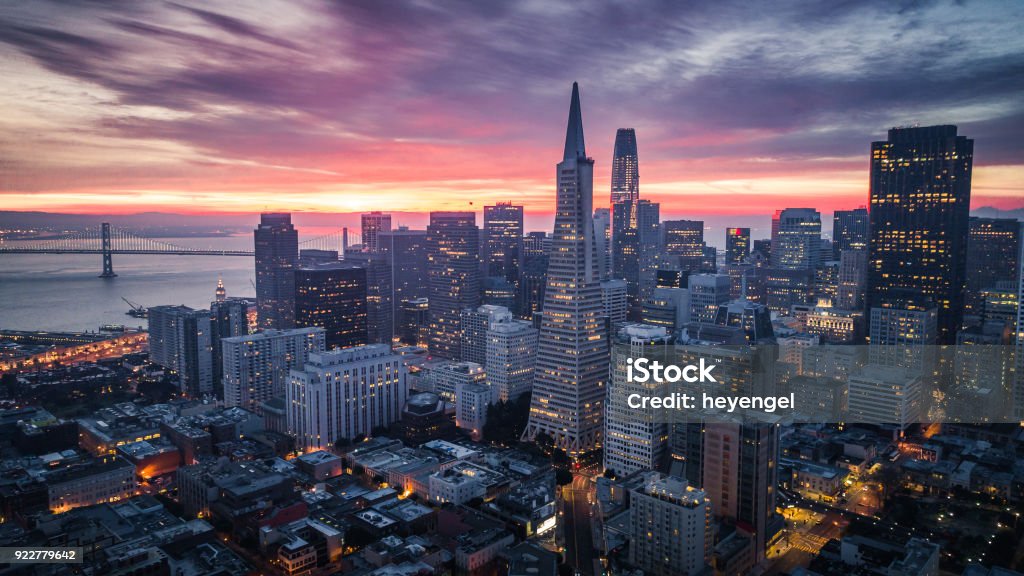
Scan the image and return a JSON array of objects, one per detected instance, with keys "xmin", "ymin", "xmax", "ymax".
[{"xmin": 99, "ymin": 222, "xmax": 117, "ymax": 278}]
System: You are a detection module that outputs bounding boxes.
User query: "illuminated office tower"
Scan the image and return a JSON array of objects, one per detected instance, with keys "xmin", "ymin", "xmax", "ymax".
[
  {"xmin": 360, "ymin": 211, "xmax": 391, "ymax": 253},
  {"xmin": 295, "ymin": 262, "xmax": 368, "ymax": 350},
  {"xmin": 832, "ymin": 208, "xmax": 869, "ymax": 260},
  {"xmin": 427, "ymin": 212, "xmax": 481, "ymax": 359},
  {"xmin": 965, "ymin": 217, "xmax": 1019, "ymax": 316},
  {"xmin": 460, "ymin": 304, "xmax": 513, "ymax": 366},
  {"xmin": 222, "ymin": 327, "xmax": 325, "ymax": 413},
  {"xmin": 485, "ymin": 316, "xmax": 538, "ymax": 402},
  {"xmin": 601, "ymin": 279, "xmax": 629, "ymax": 325},
  {"xmin": 593, "ymin": 208, "xmax": 611, "ymax": 281},
  {"xmin": 688, "ymin": 274, "xmax": 731, "ymax": 324},
  {"xmin": 612, "ymin": 199, "xmax": 660, "ymax": 313},
  {"xmin": 523, "ymin": 83, "xmax": 609, "ymax": 457},
  {"xmin": 866, "ymin": 125, "xmax": 973, "ymax": 344},
  {"xmin": 641, "ymin": 287, "xmax": 690, "ymax": 332},
  {"xmin": 610, "ymin": 128, "xmax": 639, "ymax": 205},
  {"xmin": 484, "ymin": 203, "xmax": 523, "ymax": 284},
  {"xmin": 604, "ymin": 324, "xmax": 672, "ymax": 477},
  {"xmin": 726, "ymin": 227, "xmax": 750, "ymax": 265},
  {"xmin": 399, "ymin": 298, "xmax": 430, "ymax": 347},
  {"xmin": 254, "ymin": 213, "xmax": 298, "ymax": 329},
  {"xmin": 287, "ymin": 345, "xmax": 407, "ymax": 452},
  {"xmin": 664, "ymin": 220, "xmax": 706, "ymax": 268},
  {"xmin": 771, "ymin": 208, "xmax": 821, "ymax": 270},
  {"xmin": 628, "ymin": 472, "xmax": 711, "ymax": 576}
]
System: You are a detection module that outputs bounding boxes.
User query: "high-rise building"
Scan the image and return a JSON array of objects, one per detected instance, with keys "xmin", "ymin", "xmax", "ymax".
[
  {"xmin": 726, "ymin": 227, "xmax": 750, "ymax": 265},
  {"xmin": 604, "ymin": 325, "xmax": 672, "ymax": 476},
  {"xmin": 455, "ymin": 381, "xmax": 493, "ymax": 441},
  {"xmin": 484, "ymin": 203, "xmax": 523, "ymax": 285},
  {"xmin": 378, "ymin": 227, "xmax": 429, "ymax": 331},
  {"xmin": 424, "ymin": 361, "xmax": 486, "ymax": 402},
  {"xmin": 485, "ymin": 316, "xmax": 538, "ymax": 402},
  {"xmin": 345, "ymin": 250, "xmax": 393, "ymax": 345},
  {"xmin": 287, "ymin": 345, "xmax": 407, "ymax": 452},
  {"xmin": 460, "ymin": 304, "xmax": 514, "ymax": 366},
  {"xmin": 148, "ymin": 305, "xmax": 213, "ymax": 397},
  {"xmin": 771, "ymin": 208, "xmax": 821, "ymax": 270},
  {"xmin": 752, "ymin": 239, "xmax": 771, "ymax": 261},
  {"xmin": 681, "ymin": 421, "xmax": 781, "ymax": 562},
  {"xmin": 360, "ymin": 211, "xmax": 391, "ymax": 253},
  {"xmin": 628, "ymin": 472, "xmax": 711, "ymax": 576},
  {"xmin": 593, "ymin": 208, "xmax": 612, "ymax": 281},
  {"xmin": 641, "ymin": 287, "xmax": 690, "ymax": 332},
  {"xmin": 255, "ymin": 213, "xmax": 299, "ymax": 329},
  {"xmin": 210, "ymin": 296, "xmax": 248, "ymax": 397},
  {"xmin": 517, "ymin": 252, "xmax": 549, "ymax": 320},
  {"xmin": 222, "ymin": 327, "xmax": 325, "ymax": 413},
  {"xmin": 427, "ymin": 212, "xmax": 481, "ymax": 359},
  {"xmin": 522, "ymin": 83, "xmax": 609, "ymax": 457},
  {"xmin": 399, "ymin": 298, "xmax": 430, "ymax": 347},
  {"xmin": 847, "ymin": 365, "xmax": 923, "ymax": 430},
  {"xmin": 1015, "ymin": 227, "xmax": 1024, "ymax": 419},
  {"xmin": 610, "ymin": 128, "xmax": 639, "ymax": 205},
  {"xmin": 600, "ymin": 279, "xmax": 629, "ymax": 325},
  {"xmin": 867, "ymin": 125, "xmax": 973, "ymax": 344},
  {"xmin": 835, "ymin": 249, "xmax": 868, "ymax": 311},
  {"xmin": 832, "ymin": 208, "xmax": 869, "ymax": 260},
  {"xmin": 965, "ymin": 217, "xmax": 1020, "ymax": 316},
  {"xmin": 664, "ymin": 220, "xmax": 705, "ymax": 261},
  {"xmin": 294, "ymin": 262, "xmax": 368, "ymax": 350},
  {"xmin": 612, "ymin": 199, "xmax": 660, "ymax": 313},
  {"xmin": 688, "ymin": 274, "xmax": 731, "ymax": 324}
]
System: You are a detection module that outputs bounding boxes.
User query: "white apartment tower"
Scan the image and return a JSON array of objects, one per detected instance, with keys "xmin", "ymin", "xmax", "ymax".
[
  {"xmin": 485, "ymin": 317, "xmax": 538, "ymax": 402},
  {"xmin": 287, "ymin": 344, "xmax": 407, "ymax": 452},
  {"xmin": 628, "ymin": 472, "xmax": 711, "ymax": 576},
  {"xmin": 222, "ymin": 327, "xmax": 325, "ymax": 413}
]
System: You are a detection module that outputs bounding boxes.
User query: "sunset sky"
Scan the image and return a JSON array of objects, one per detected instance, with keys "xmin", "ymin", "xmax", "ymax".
[{"xmin": 1, "ymin": 0, "xmax": 1022, "ymax": 220}]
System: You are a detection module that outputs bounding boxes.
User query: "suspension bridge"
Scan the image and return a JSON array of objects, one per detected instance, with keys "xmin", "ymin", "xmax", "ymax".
[{"xmin": 0, "ymin": 223, "xmax": 361, "ymax": 277}]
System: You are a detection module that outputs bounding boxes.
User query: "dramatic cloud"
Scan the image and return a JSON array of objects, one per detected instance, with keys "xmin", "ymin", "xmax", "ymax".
[{"xmin": 0, "ymin": 0, "xmax": 1021, "ymax": 220}]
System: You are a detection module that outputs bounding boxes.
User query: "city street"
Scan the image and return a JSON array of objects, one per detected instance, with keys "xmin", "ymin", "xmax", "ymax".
[{"xmin": 563, "ymin": 474, "xmax": 599, "ymax": 576}]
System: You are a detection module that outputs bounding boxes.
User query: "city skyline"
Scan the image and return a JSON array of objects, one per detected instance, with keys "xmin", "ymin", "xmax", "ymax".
[{"xmin": 2, "ymin": 1, "xmax": 1023, "ymax": 216}]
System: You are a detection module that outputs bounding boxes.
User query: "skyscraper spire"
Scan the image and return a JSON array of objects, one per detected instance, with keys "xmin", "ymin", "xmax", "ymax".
[
  {"xmin": 563, "ymin": 81, "xmax": 586, "ymax": 161},
  {"xmin": 524, "ymin": 82, "xmax": 607, "ymax": 458}
]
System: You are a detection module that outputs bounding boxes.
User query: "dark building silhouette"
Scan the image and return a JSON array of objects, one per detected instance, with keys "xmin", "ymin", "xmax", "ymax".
[
  {"xmin": 965, "ymin": 217, "xmax": 1020, "ymax": 316},
  {"xmin": 254, "ymin": 213, "xmax": 298, "ymax": 329},
  {"xmin": 866, "ymin": 125, "xmax": 973, "ymax": 344},
  {"xmin": 726, "ymin": 227, "xmax": 750, "ymax": 265},
  {"xmin": 613, "ymin": 199, "xmax": 660, "ymax": 315},
  {"xmin": 484, "ymin": 203, "xmax": 524, "ymax": 285},
  {"xmin": 345, "ymin": 251, "xmax": 392, "ymax": 345},
  {"xmin": 399, "ymin": 297, "xmax": 429, "ymax": 346},
  {"xmin": 295, "ymin": 262, "xmax": 368, "ymax": 350},
  {"xmin": 427, "ymin": 211, "xmax": 481, "ymax": 359},
  {"xmin": 379, "ymin": 227, "xmax": 429, "ymax": 333},
  {"xmin": 832, "ymin": 207, "xmax": 869, "ymax": 260}
]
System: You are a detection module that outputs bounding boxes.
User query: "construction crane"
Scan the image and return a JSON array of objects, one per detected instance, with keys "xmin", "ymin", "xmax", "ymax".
[{"xmin": 122, "ymin": 296, "xmax": 148, "ymax": 319}]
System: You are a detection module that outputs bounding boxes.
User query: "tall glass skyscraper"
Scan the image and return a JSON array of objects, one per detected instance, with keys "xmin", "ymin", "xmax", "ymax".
[
  {"xmin": 610, "ymin": 128, "xmax": 639, "ymax": 205},
  {"xmin": 360, "ymin": 211, "xmax": 391, "ymax": 253},
  {"xmin": 866, "ymin": 125, "xmax": 973, "ymax": 344},
  {"xmin": 726, "ymin": 227, "xmax": 751, "ymax": 265},
  {"xmin": 523, "ymin": 83, "xmax": 608, "ymax": 458},
  {"xmin": 771, "ymin": 208, "xmax": 821, "ymax": 270},
  {"xmin": 254, "ymin": 213, "xmax": 298, "ymax": 329},
  {"xmin": 426, "ymin": 211, "xmax": 481, "ymax": 359},
  {"xmin": 295, "ymin": 262, "xmax": 368, "ymax": 350},
  {"xmin": 483, "ymin": 203, "xmax": 524, "ymax": 284},
  {"xmin": 831, "ymin": 207, "xmax": 869, "ymax": 260}
]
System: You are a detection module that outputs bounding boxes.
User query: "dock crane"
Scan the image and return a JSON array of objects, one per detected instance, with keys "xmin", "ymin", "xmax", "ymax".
[{"xmin": 122, "ymin": 297, "xmax": 148, "ymax": 319}]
